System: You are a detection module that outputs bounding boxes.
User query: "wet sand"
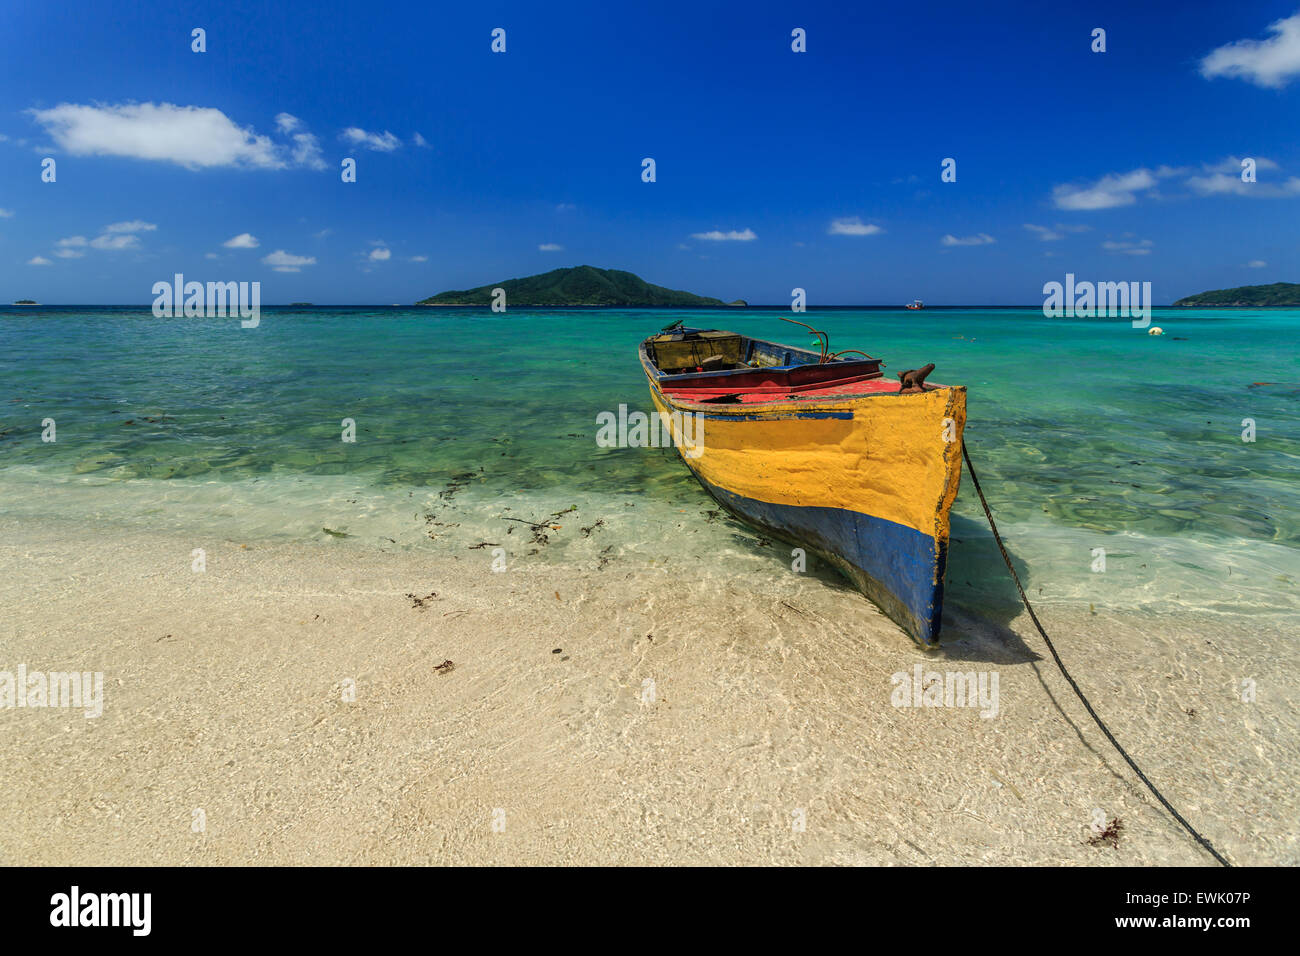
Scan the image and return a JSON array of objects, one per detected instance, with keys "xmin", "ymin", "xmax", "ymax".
[{"xmin": 1, "ymin": 516, "xmax": 1295, "ymax": 866}]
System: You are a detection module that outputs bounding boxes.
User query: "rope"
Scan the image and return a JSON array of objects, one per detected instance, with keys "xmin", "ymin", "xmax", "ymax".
[{"xmin": 960, "ymin": 442, "xmax": 1232, "ymax": 867}]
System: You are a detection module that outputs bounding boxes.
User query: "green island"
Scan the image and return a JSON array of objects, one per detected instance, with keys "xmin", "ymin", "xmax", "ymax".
[
  {"xmin": 13, "ymin": 299, "xmax": 38, "ymax": 305},
  {"xmin": 417, "ymin": 265, "xmax": 728, "ymax": 307},
  {"xmin": 1173, "ymin": 282, "xmax": 1300, "ymax": 307}
]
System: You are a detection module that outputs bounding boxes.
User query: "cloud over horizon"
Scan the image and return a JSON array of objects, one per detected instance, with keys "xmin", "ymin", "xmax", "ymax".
[
  {"xmin": 828, "ymin": 217, "xmax": 883, "ymax": 236},
  {"xmin": 690, "ymin": 229, "xmax": 757, "ymax": 241},
  {"xmin": 941, "ymin": 233, "xmax": 996, "ymax": 246},
  {"xmin": 262, "ymin": 250, "xmax": 317, "ymax": 272},
  {"xmin": 1023, "ymin": 223, "xmax": 1091, "ymax": 241},
  {"xmin": 1102, "ymin": 238, "xmax": 1154, "ymax": 255}
]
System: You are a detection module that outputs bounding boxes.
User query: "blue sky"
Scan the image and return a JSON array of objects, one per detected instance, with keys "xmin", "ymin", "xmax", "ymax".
[{"xmin": 2, "ymin": 0, "xmax": 1299, "ymax": 304}]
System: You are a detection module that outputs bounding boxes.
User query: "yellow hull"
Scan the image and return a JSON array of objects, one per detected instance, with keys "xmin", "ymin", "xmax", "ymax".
[{"xmin": 643, "ymin": 352, "xmax": 966, "ymax": 644}]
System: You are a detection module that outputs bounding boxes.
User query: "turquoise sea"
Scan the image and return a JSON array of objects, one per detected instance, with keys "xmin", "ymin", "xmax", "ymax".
[{"xmin": 2, "ymin": 306, "xmax": 1298, "ymax": 627}]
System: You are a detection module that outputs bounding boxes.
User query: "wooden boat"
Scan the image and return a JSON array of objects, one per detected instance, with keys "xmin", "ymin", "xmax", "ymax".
[{"xmin": 640, "ymin": 324, "xmax": 965, "ymax": 645}]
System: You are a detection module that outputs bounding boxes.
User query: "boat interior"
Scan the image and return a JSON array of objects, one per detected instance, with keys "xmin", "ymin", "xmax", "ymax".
[{"xmin": 643, "ymin": 327, "xmax": 896, "ymax": 404}]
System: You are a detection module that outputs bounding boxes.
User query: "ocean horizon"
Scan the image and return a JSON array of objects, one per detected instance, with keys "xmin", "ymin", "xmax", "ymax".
[{"xmin": 10, "ymin": 302, "xmax": 1293, "ymax": 309}]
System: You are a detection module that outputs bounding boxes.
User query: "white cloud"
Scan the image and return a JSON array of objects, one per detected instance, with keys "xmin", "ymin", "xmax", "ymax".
[
  {"xmin": 1200, "ymin": 13, "xmax": 1300, "ymax": 88},
  {"xmin": 1052, "ymin": 168, "xmax": 1158, "ymax": 210},
  {"xmin": 51, "ymin": 228, "xmax": 145, "ymax": 256},
  {"xmin": 1055, "ymin": 157, "xmax": 1300, "ymax": 206},
  {"xmin": 29, "ymin": 102, "xmax": 284, "ymax": 169},
  {"xmin": 1186, "ymin": 164, "xmax": 1300, "ymax": 197},
  {"xmin": 0, "ymin": 208, "xmax": 13, "ymax": 218},
  {"xmin": 1203, "ymin": 156, "xmax": 1279, "ymax": 175},
  {"xmin": 1246, "ymin": 259, "xmax": 1268, "ymax": 268},
  {"xmin": 409, "ymin": 255, "xmax": 428, "ymax": 262},
  {"xmin": 27, "ymin": 255, "xmax": 51, "ymax": 265},
  {"xmin": 290, "ymin": 134, "xmax": 324, "ymax": 170},
  {"xmin": 1102, "ymin": 238, "xmax": 1154, "ymax": 255},
  {"xmin": 827, "ymin": 217, "xmax": 883, "ymax": 236},
  {"xmin": 104, "ymin": 219, "xmax": 156, "ymax": 233},
  {"xmin": 46, "ymin": 224, "xmax": 149, "ymax": 257},
  {"xmin": 1024, "ymin": 224, "xmax": 1062, "ymax": 240},
  {"xmin": 538, "ymin": 243, "xmax": 564, "ymax": 251},
  {"xmin": 222, "ymin": 232, "xmax": 260, "ymax": 249},
  {"xmin": 269, "ymin": 113, "xmax": 326, "ymax": 169},
  {"xmin": 205, "ymin": 252, "xmax": 220, "ymax": 259},
  {"xmin": 262, "ymin": 249, "xmax": 316, "ymax": 272},
  {"xmin": 341, "ymin": 127, "xmax": 401, "ymax": 152},
  {"xmin": 941, "ymin": 233, "xmax": 996, "ymax": 246},
  {"xmin": 1023, "ymin": 222, "xmax": 1090, "ymax": 241},
  {"xmin": 89, "ymin": 233, "xmax": 139, "ymax": 250},
  {"xmin": 368, "ymin": 247, "xmax": 391, "ymax": 261},
  {"xmin": 412, "ymin": 132, "xmax": 429, "ymax": 147},
  {"xmin": 691, "ymin": 228, "xmax": 757, "ymax": 241}
]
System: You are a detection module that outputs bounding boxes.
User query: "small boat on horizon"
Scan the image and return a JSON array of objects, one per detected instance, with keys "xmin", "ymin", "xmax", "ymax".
[
  {"xmin": 640, "ymin": 322, "xmax": 965, "ymax": 645},
  {"xmin": 905, "ymin": 299, "xmax": 924, "ymax": 310}
]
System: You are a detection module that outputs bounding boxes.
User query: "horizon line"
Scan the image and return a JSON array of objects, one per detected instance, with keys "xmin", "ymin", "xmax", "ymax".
[{"xmin": 5, "ymin": 302, "xmax": 1224, "ymax": 309}]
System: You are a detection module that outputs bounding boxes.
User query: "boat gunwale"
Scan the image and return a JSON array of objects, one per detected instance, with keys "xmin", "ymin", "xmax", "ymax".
[{"xmin": 638, "ymin": 337, "xmax": 960, "ymax": 415}]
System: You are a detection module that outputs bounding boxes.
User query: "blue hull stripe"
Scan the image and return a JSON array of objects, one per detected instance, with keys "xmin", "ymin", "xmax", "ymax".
[{"xmin": 697, "ymin": 477, "xmax": 946, "ymax": 644}]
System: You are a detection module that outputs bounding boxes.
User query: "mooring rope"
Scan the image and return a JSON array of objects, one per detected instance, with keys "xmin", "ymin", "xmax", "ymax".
[{"xmin": 960, "ymin": 443, "xmax": 1232, "ymax": 867}]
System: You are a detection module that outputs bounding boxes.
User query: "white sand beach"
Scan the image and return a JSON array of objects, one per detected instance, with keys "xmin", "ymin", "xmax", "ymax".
[{"xmin": 2, "ymin": 511, "xmax": 1294, "ymax": 866}]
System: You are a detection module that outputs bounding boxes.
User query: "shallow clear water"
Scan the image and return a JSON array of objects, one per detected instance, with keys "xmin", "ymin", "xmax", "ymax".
[{"xmin": 2, "ymin": 305, "xmax": 1298, "ymax": 623}]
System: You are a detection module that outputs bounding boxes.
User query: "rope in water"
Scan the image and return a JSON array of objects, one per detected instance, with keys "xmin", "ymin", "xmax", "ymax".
[{"xmin": 960, "ymin": 442, "xmax": 1232, "ymax": 867}]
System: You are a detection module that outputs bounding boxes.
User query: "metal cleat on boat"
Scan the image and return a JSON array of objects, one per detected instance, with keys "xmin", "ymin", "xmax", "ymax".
[{"xmin": 897, "ymin": 363, "xmax": 936, "ymax": 393}]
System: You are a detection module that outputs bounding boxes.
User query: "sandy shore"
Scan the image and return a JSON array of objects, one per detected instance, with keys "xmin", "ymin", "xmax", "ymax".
[{"xmin": 1, "ymin": 515, "xmax": 1295, "ymax": 866}]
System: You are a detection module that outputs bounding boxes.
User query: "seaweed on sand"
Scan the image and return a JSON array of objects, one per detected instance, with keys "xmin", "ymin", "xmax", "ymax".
[
  {"xmin": 500, "ymin": 505, "xmax": 578, "ymax": 546},
  {"xmin": 1086, "ymin": 818, "xmax": 1124, "ymax": 849}
]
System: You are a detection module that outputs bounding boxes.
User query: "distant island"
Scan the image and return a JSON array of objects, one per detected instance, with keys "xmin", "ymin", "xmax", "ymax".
[
  {"xmin": 1173, "ymin": 282, "xmax": 1300, "ymax": 307},
  {"xmin": 13, "ymin": 299, "xmax": 38, "ymax": 305},
  {"xmin": 417, "ymin": 265, "xmax": 727, "ymax": 307}
]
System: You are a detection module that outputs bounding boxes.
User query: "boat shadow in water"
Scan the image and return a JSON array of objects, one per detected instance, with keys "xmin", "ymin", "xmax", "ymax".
[
  {"xmin": 937, "ymin": 513, "xmax": 1044, "ymax": 664},
  {"xmin": 725, "ymin": 512, "xmax": 1041, "ymax": 664}
]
